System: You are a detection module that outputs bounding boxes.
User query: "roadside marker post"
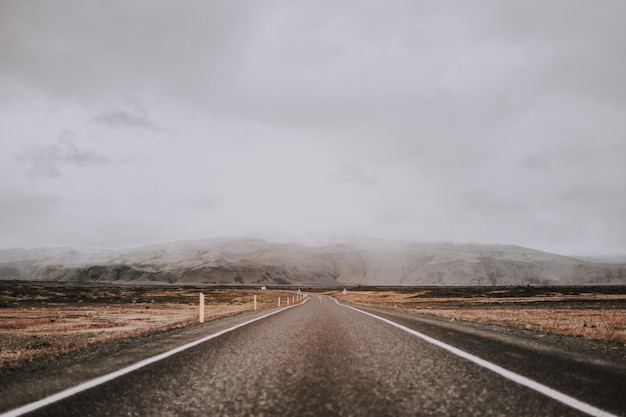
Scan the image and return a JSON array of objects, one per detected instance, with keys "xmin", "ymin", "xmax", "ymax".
[
  {"xmin": 253, "ymin": 295, "xmax": 257, "ymax": 311},
  {"xmin": 278, "ymin": 297, "xmax": 281, "ymax": 306},
  {"xmin": 199, "ymin": 293, "xmax": 205, "ymax": 323}
]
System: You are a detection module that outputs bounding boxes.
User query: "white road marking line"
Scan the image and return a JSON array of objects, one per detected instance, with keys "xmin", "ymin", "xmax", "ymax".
[
  {"xmin": 335, "ymin": 299, "xmax": 618, "ymax": 417},
  {"xmin": 1, "ymin": 304, "xmax": 301, "ymax": 417}
]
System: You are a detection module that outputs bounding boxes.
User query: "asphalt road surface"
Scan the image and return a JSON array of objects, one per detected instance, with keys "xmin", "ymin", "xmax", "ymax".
[{"xmin": 2, "ymin": 295, "xmax": 625, "ymax": 416}]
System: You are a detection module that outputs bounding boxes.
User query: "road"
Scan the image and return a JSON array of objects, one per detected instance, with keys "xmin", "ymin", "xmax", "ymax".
[{"xmin": 1, "ymin": 294, "xmax": 624, "ymax": 416}]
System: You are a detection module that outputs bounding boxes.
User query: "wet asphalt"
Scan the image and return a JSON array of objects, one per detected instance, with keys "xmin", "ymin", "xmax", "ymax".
[{"xmin": 4, "ymin": 295, "xmax": 625, "ymax": 417}]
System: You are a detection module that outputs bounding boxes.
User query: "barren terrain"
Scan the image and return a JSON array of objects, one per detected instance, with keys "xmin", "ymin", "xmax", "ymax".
[
  {"xmin": 2, "ymin": 239, "xmax": 625, "ymax": 286},
  {"xmin": 333, "ymin": 286, "xmax": 626, "ymax": 344},
  {"xmin": 0, "ymin": 284, "xmax": 296, "ymax": 368},
  {"xmin": 3, "ymin": 284, "xmax": 625, "ymax": 374}
]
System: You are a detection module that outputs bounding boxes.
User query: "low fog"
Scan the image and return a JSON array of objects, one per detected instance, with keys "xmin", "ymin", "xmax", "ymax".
[{"xmin": 1, "ymin": 1, "xmax": 625, "ymax": 256}]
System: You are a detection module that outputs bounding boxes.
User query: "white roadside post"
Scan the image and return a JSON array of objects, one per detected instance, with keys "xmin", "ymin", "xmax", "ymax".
[
  {"xmin": 199, "ymin": 292, "xmax": 205, "ymax": 323},
  {"xmin": 254, "ymin": 295, "xmax": 257, "ymax": 311}
]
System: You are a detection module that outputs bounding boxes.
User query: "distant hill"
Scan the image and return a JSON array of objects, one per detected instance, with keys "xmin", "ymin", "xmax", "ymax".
[
  {"xmin": 0, "ymin": 239, "xmax": 624, "ymax": 286},
  {"xmin": 573, "ymin": 255, "xmax": 626, "ymax": 264}
]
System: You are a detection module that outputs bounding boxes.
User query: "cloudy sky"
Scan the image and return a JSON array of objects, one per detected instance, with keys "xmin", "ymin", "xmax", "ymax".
[{"xmin": 1, "ymin": 1, "xmax": 625, "ymax": 255}]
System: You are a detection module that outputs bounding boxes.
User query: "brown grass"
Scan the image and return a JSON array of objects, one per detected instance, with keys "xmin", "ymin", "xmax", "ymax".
[
  {"xmin": 0, "ymin": 287, "xmax": 297, "ymax": 366},
  {"xmin": 334, "ymin": 290, "xmax": 626, "ymax": 344}
]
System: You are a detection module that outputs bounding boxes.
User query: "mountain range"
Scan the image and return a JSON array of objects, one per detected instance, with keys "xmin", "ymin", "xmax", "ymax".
[{"xmin": 1, "ymin": 239, "xmax": 624, "ymax": 286}]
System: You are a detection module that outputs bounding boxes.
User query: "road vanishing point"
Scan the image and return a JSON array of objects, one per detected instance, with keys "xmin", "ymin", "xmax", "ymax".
[{"xmin": 1, "ymin": 295, "xmax": 624, "ymax": 416}]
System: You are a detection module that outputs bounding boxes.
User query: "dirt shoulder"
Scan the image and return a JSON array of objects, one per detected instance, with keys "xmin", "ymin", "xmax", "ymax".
[
  {"xmin": 331, "ymin": 286, "xmax": 626, "ymax": 344},
  {"xmin": 0, "ymin": 284, "xmax": 297, "ymax": 370}
]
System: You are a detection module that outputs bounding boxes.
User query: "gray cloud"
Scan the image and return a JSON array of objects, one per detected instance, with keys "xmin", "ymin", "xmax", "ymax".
[
  {"xmin": 1, "ymin": 1, "xmax": 625, "ymax": 255},
  {"xmin": 17, "ymin": 130, "xmax": 111, "ymax": 179},
  {"xmin": 0, "ymin": 187, "xmax": 62, "ymax": 247},
  {"xmin": 0, "ymin": 1, "xmax": 260, "ymax": 105},
  {"xmin": 522, "ymin": 154, "xmax": 552, "ymax": 173},
  {"xmin": 326, "ymin": 163, "xmax": 379, "ymax": 187},
  {"xmin": 91, "ymin": 106, "xmax": 161, "ymax": 131}
]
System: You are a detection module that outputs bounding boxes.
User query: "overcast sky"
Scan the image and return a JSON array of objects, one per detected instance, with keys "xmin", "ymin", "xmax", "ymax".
[{"xmin": 1, "ymin": 1, "xmax": 625, "ymax": 255}]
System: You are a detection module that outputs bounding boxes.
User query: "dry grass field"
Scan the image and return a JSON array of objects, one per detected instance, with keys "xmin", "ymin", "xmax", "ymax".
[
  {"xmin": 333, "ymin": 287, "xmax": 626, "ymax": 344},
  {"xmin": 0, "ymin": 285, "xmax": 297, "ymax": 367}
]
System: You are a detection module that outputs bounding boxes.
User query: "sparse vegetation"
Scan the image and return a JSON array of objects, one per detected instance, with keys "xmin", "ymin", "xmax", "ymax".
[
  {"xmin": 334, "ymin": 287, "xmax": 626, "ymax": 343},
  {"xmin": 0, "ymin": 285, "xmax": 295, "ymax": 368}
]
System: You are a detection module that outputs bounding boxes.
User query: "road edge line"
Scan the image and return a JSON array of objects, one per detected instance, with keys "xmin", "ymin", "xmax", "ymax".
[
  {"xmin": 1, "ymin": 303, "xmax": 303, "ymax": 417},
  {"xmin": 336, "ymin": 300, "xmax": 617, "ymax": 417}
]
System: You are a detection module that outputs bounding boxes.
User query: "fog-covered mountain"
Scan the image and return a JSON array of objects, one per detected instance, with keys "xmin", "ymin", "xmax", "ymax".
[{"xmin": 1, "ymin": 239, "xmax": 624, "ymax": 286}]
